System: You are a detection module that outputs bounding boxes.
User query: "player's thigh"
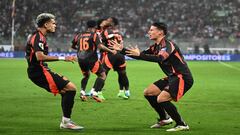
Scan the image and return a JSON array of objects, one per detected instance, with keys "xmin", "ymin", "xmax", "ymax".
[
  {"xmin": 103, "ymin": 54, "xmax": 113, "ymax": 69},
  {"xmin": 96, "ymin": 68, "xmax": 106, "ymax": 80},
  {"xmin": 144, "ymin": 78, "xmax": 169, "ymax": 96},
  {"xmin": 78, "ymin": 60, "xmax": 90, "ymax": 73},
  {"xmin": 157, "ymin": 90, "xmax": 172, "ymax": 103},
  {"xmin": 29, "ymin": 71, "xmax": 71, "ymax": 94},
  {"xmin": 113, "ymin": 54, "xmax": 126, "ymax": 71},
  {"xmin": 91, "ymin": 60, "xmax": 103, "ymax": 74},
  {"xmin": 29, "ymin": 74, "xmax": 50, "ymax": 92},
  {"xmin": 50, "ymin": 72, "xmax": 74, "ymax": 91},
  {"xmin": 143, "ymin": 84, "xmax": 162, "ymax": 96},
  {"xmin": 168, "ymin": 75, "xmax": 193, "ymax": 101}
]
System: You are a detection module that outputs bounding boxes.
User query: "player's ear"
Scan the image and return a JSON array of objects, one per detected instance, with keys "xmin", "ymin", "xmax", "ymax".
[
  {"xmin": 44, "ymin": 22, "xmax": 49, "ymax": 28},
  {"xmin": 159, "ymin": 30, "xmax": 163, "ymax": 36}
]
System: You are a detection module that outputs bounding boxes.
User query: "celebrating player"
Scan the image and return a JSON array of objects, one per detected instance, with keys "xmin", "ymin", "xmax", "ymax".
[
  {"xmin": 25, "ymin": 13, "xmax": 83, "ymax": 130},
  {"xmin": 110, "ymin": 22, "xmax": 194, "ymax": 132},
  {"xmin": 71, "ymin": 20, "xmax": 117, "ymax": 102},
  {"xmin": 99, "ymin": 17, "xmax": 130, "ymax": 99}
]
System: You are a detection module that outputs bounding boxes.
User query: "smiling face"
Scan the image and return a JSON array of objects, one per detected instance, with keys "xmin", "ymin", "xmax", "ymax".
[
  {"xmin": 99, "ymin": 18, "xmax": 115, "ymax": 30},
  {"xmin": 148, "ymin": 25, "xmax": 164, "ymax": 41},
  {"xmin": 44, "ymin": 19, "xmax": 56, "ymax": 33}
]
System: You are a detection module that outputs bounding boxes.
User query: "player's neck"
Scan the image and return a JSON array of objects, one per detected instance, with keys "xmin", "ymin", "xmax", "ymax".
[
  {"xmin": 37, "ymin": 28, "xmax": 47, "ymax": 36},
  {"xmin": 155, "ymin": 35, "xmax": 165, "ymax": 44}
]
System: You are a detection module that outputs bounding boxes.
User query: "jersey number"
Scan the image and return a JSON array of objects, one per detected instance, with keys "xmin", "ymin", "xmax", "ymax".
[{"xmin": 79, "ymin": 38, "xmax": 89, "ymax": 51}]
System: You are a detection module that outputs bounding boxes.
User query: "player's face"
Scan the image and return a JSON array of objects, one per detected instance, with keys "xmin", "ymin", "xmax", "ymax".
[
  {"xmin": 100, "ymin": 20, "xmax": 111, "ymax": 28},
  {"xmin": 107, "ymin": 18, "xmax": 114, "ymax": 25},
  {"xmin": 45, "ymin": 19, "xmax": 56, "ymax": 33},
  {"xmin": 148, "ymin": 26, "xmax": 163, "ymax": 40}
]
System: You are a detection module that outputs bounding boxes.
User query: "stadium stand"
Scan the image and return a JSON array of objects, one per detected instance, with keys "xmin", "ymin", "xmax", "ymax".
[{"xmin": 0, "ymin": 0, "xmax": 239, "ymax": 53}]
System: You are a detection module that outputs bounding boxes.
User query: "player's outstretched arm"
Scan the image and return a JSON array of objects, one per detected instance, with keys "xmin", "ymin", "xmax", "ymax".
[
  {"xmin": 108, "ymin": 40, "xmax": 123, "ymax": 51},
  {"xmin": 108, "ymin": 40, "xmax": 141, "ymax": 59},
  {"xmin": 109, "ymin": 40, "xmax": 163, "ymax": 62},
  {"xmin": 35, "ymin": 51, "xmax": 76, "ymax": 62},
  {"xmin": 125, "ymin": 46, "xmax": 141, "ymax": 56},
  {"xmin": 98, "ymin": 43, "xmax": 117, "ymax": 55}
]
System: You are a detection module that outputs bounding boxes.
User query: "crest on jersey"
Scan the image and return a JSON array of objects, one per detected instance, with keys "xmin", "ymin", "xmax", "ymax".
[
  {"xmin": 161, "ymin": 47, "xmax": 167, "ymax": 51},
  {"xmin": 38, "ymin": 42, "xmax": 44, "ymax": 50}
]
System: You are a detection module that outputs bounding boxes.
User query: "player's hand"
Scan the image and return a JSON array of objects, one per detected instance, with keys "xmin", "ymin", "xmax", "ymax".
[
  {"xmin": 109, "ymin": 40, "xmax": 123, "ymax": 51},
  {"xmin": 126, "ymin": 45, "xmax": 140, "ymax": 56},
  {"xmin": 65, "ymin": 56, "xmax": 76, "ymax": 63},
  {"xmin": 72, "ymin": 56, "xmax": 78, "ymax": 62}
]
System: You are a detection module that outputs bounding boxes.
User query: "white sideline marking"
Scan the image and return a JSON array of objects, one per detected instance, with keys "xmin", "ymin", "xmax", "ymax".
[{"xmin": 218, "ymin": 61, "xmax": 240, "ymax": 71}]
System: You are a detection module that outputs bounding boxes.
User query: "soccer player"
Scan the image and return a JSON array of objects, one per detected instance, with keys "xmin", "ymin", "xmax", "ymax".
[
  {"xmin": 25, "ymin": 13, "xmax": 83, "ymax": 130},
  {"xmin": 110, "ymin": 22, "xmax": 194, "ymax": 131},
  {"xmin": 71, "ymin": 20, "xmax": 117, "ymax": 102},
  {"xmin": 100, "ymin": 17, "xmax": 130, "ymax": 99}
]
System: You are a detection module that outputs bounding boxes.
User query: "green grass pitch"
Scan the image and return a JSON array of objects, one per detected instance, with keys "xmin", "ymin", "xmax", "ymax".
[{"xmin": 0, "ymin": 58, "xmax": 240, "ymax": 135}]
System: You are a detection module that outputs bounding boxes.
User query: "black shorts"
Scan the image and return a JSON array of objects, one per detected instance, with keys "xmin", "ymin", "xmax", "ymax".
[
  {"xmin": 28, "ymin": 69, "xmax": 70, "ymax": 95},
  {"xmin": 78, "ymin": 60, "xmax": 105, "ymax": 75},
  {"xmin": 102, "ymin": 53, "xmax": 126, "ymax": 71},
  {"xmin": 153, "ymin": 75, "xmax": 193, "ymax": 102}
]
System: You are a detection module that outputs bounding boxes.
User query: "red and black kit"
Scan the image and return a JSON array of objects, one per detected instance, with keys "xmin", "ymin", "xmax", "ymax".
[
  {"xmin": 122, "ymin": 37, "xmax": 194, "ymax": 101},
  {"xmin": 25, "ymin": 31, "xmax": 69, "ymax": 95},
  {"xmin": 71, "ymin": 31, "xmax": 105, "ymax": 74}
]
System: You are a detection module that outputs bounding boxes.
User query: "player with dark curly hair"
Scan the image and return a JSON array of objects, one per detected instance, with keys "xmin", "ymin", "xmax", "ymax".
[{"xmin": 110, "ymin": 22, "xmax": 194, "ymax": 132}]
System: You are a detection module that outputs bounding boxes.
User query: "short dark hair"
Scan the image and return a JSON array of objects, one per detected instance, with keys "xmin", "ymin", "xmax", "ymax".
[
  {"xmin": 36, "ymin": 13, "xmax": 55, "ymax": 27},
  {"xmin": 87, "ymin": 20, "xmax": 96, "ymax": 28},
  {"xmin": 109, "ymin": 17, "xmax": 119, "ymax": 26},
  {"xmin": 96, "ymin": 18, "xmax": 105, "ymax": 29},
  {"xmin": 152, "ymin": 22, "xmax": 167, "ymax": 35}
]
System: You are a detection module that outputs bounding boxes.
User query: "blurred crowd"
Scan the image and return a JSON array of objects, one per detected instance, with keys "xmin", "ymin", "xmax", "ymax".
[{"xmin": 1, "ymin": 0, "xmax": 240, "ymax": 40}]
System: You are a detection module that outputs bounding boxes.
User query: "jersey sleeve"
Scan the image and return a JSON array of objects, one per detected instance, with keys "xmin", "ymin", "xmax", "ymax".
[
  {"xmin": 138, "ymin": 53, "xmax": 164, "ymax": 62},
  {"xmin": 142, "ymin": 45, "xmax": 154, "ymax": 54},
  {"xmin": 33, "ymin": 33, "xmax": 44, "ymax": 52},
  {"xmin": 139, "ymin": 41, "xmax": 175, "ymax": 62},
  {"xmin": 71, "ymin": 34, "xmax": 79, "ymax": 50}
]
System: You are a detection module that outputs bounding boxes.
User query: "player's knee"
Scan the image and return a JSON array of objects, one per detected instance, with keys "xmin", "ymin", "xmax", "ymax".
[
  {"xmin": 143, "ymin": 88, "xmax": 151, "ymax": 96},
  {"xmin": 64, "ymin": 82, "xmax": 77, "ymax": 91},
  {"xmin": 118, "ymin": 70, "xmax": 126, "ymax": 75},
  {"xmin": 104, "ymin": 68, "xmax": 110, "ymax": 75},
  {"xmin": 61, "ymin": 90, "xmax": 76, "ymax": 98},
  {"xmin": 157, "ymin": 96, "xmax": 165, "ymax": 103},
  {"xmin": 83, "ymin": 74, "xmax": 90, "ymax": 79},
  {"xmin": 157, "ymin": 94, "xmax": 171, "ymax": 103},
  {"xmin": 63, "ymin": 76, "xmax": 68, "ymax": 80},
  {"xmin": 98, "ymin": 72, "xmax": 106, "ymax": 80},
  {"xmin": 83, "ymin": 71, "xmax": 90, "ymax": 78},
  {"xmin": 144, "ymin": 87, "xmax": 160, "ymax": 96}
]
